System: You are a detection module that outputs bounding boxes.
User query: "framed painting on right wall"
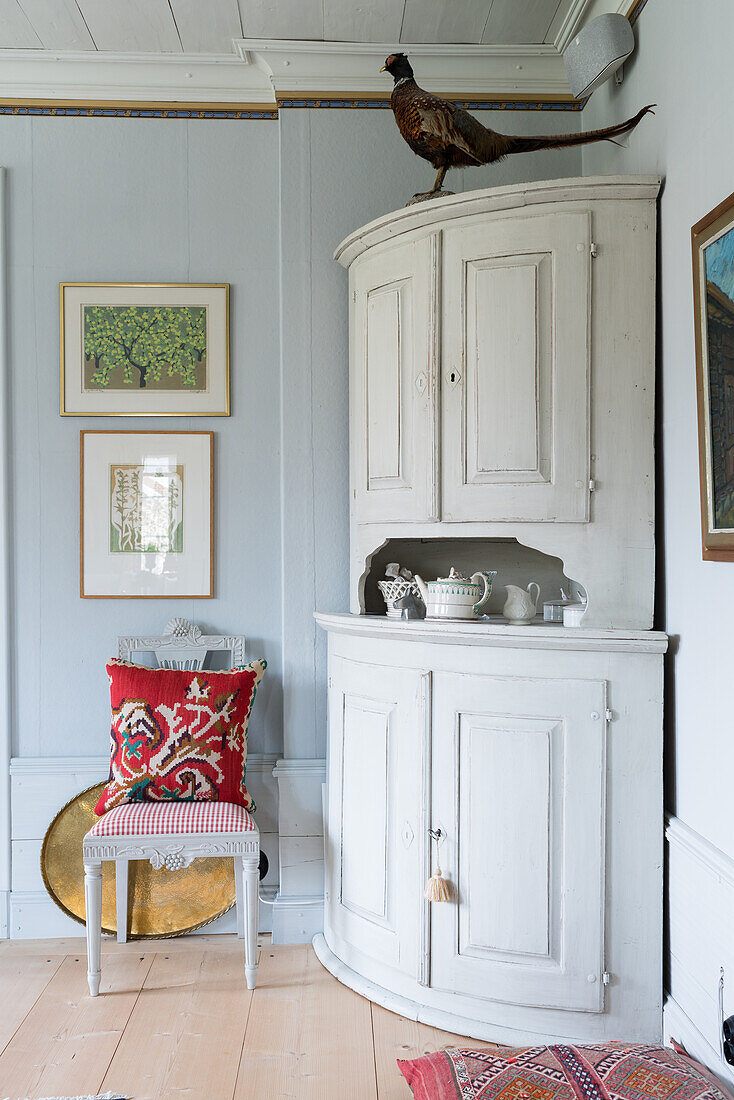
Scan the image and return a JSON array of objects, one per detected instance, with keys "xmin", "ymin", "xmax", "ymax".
[{"xmin": 693, "ymin": 190, "xmax": 734, "ymax": 560}]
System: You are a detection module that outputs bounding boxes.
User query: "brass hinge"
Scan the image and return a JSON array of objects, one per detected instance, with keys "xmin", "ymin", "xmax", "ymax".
[
  {"xmin": 602, "ymin": 971, "xmax": 612, "ymax": 986},
  {"xmin": 590, "ymin": 242, "xmax": 599, "ymax": 258},
  {"xmin": 589, "ymin": 478, "xmax": 597, "ymax": 493}
]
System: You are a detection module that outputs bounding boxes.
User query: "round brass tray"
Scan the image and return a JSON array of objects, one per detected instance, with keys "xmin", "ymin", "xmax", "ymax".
[{"xmin": 41, "ymin": 783, "xmax": 236, "ymax": 939}]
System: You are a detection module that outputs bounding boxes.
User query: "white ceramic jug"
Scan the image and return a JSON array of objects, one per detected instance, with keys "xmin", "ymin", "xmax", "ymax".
[{"xmin": 502, "ymin": 582, "xmax": 540, "ymax": 625}]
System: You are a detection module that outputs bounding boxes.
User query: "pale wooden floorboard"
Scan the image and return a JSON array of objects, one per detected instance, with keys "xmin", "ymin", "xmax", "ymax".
[
  {"xmin": 236, "ymin": 944, "xmax": 378, "ymax": 1100},
  {"xmin": 0, "ymin": 952, "xmax": 65, "ymax": 1055},
  {"xmin": 0, "ymin": 950, "xmax": 153, "ymax": 1099},
  {"xmin": 371, "ymin": 1003, "xmax": 500, "ymax": 1098},
  {"xmin": 1, "ymin": 932, "xmax": 239, "ymax": 956},
  {"xmin": 233, "ymin": 944, "xmax": 310, "ymax": 1099},
  {"xmin": 299, "ymin": 946, "xmax": 379, "ymax": 1099},
  {"xmin": 372, "ymin": 1003, "xmax": 446, "ymax": 1100},
  {"xmin": 102, "ymin": 949, "xmax": 253, "ymax": 1100},
  {"xmin": 0, "ymin": 938, "xmax": 498, "ymax": 1100}
]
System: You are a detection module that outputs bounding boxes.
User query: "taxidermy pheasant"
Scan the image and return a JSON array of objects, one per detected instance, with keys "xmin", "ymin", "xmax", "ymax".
[{"xmin": 381, "ymin": 53, "xmax": 654, "ymax": 202}]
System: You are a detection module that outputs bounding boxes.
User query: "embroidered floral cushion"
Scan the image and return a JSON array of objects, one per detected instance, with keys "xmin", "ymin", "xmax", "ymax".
[
  {"xmin": 397, "ymin": 1043, "xmax": 733, "ymax": 1100},
  {"xmin": 94, "ymin": 658, "xmax": 266, "ymax": 816}
]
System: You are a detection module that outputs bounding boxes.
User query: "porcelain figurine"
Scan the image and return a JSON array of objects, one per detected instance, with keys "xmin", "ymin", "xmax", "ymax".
[
  {"xmin": 503, "ymin": 582, "xmax": 541, "ymax": 625},
  {"xmin": 414, "ymin": 567, "xmax": 496, "ymax": 620}
]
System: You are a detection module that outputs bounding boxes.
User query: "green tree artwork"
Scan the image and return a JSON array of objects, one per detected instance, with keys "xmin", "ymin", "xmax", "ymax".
[
  {"xmin": 83, "ymin": 305, "xmax": 207, "ymax": 391},
  {"xmin": 110, "ymin": 465, "xmax": 183, "ymax": 553}
]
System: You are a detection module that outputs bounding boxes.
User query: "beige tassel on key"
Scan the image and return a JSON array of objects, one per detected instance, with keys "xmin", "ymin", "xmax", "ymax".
[{"xmin": 425, "ymin": 828, "xmax": 451, "ymax": 902}]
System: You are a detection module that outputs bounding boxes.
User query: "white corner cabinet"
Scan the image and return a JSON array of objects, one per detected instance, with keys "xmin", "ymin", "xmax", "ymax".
[
  {"xmin": 336, "ymin": 176, "xmax": 661, "ymax": 630},
  {"xmin": 316, "ymin": 178, "xmax": 666, "ymax": 1045},
  {"xmin": 314, "ymin": 614, "xmax": 667, "ymax": 1044}
]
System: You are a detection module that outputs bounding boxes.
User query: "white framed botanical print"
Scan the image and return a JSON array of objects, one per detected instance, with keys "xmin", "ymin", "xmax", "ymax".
[
  {"xmin": 80, "ymin": 431, "xmax": 213, "ymax": 598},
  {"xmin": 61, "ymin": 283, "xmax": 229, "ymax": 416}
]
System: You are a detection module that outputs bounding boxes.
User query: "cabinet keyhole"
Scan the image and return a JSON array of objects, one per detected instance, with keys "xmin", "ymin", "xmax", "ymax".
[{"xmin": 450, "ymin": 371, "xmax": 457, "ymax": 383}]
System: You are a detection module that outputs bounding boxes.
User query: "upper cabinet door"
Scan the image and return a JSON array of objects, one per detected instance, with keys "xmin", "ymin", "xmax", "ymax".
[
  {"xmin": 442, "ymin": 211, "xmax": 591, "ymax": 523},
  {"xmin": 351, "ymin": 234, "xmax": 439, "ymax": 524}
]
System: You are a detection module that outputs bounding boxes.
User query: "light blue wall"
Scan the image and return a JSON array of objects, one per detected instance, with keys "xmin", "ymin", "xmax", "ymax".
[
  {"xmin": 1, "ymin": 105, "xmax": 583, "ymax": 764},
  {"xmin": 3, "ymin": 116, "xmax": 283, "ymax": 758},
  {"xmin": 582, "ymin": 0, "xmax": 734, "ymax": 857}
]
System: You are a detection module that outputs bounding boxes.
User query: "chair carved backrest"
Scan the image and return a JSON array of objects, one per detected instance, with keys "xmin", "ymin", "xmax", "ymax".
[{"xmin": 117, "ymin": 617, "xmax": 246, "ymax": 671}]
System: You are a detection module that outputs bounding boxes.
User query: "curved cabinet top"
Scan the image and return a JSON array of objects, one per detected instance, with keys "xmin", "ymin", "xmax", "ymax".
[{"xmin": 334, "ymin": 174, "xmax": 662, "ymax": 268}]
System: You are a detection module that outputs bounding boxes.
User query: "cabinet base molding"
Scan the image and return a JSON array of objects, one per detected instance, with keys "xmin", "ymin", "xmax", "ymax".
[{"xmin": 313, "ymin": 934, "xmax": 639, "ymax": 1047}]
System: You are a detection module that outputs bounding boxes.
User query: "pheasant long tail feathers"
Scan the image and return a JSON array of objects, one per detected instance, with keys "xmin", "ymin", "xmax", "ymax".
[{"xmin": 486, "ymin": 104, "xmax": 656, "ymax": 161}]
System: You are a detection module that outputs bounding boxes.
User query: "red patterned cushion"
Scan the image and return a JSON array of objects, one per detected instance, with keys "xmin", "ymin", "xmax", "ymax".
[
  {"xmin": 94, "ymin": 658, "xmax": 266, "ymax": 816},
  {"xmin": 87, "ymin": 801, "xmax": 256, "ymax": 837},
  {"xmin": 397, "ymin": 1044, "xmax": 733, "ymax": 1100}
]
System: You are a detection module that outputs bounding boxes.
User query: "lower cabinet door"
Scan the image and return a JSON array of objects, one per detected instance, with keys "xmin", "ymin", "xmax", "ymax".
[
  {"xmin": 326, "ymin": 657, "xmax": 428, "ymax": 977},
  {"xmin": 430, "ymin": 673, "xmax": 607, "ymax": 1012}
]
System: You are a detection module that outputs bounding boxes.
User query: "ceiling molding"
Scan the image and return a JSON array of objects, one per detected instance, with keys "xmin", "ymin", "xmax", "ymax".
[
  {"xmin": 0, "ymin": 0, "xmax": 651, "ymax": 118},
  {"xmin": 235, "ymin": 39, "xmax": 573, "ymax": 103},
  {"xmin": 0, "ymin": 48, "xmax": 274, "ymax": 104}
]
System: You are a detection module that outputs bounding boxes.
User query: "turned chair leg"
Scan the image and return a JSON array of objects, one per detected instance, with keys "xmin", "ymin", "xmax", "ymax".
[
  {"xmin": 243, "ymin": 854, "xmax": 259, "ymax": 989},
  {"xmin": 234, "ymin": 856, "xmax": 245, "ymax": 939},
  {"xmin": 115, "ymin": 859, "xmax": 128, "ymax": 944},
  {"xmin": 84, "ymin": 859, "xmax": 103, "ymax": 996}
]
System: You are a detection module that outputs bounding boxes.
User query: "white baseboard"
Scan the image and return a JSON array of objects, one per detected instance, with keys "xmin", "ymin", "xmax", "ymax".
[
  {"xmin": 666, "ymin": 814, "xmax": 734, "ymax": 1084},
  {"xmin": 664, "ymin": 995, "xmax": 734, "ymax": 1090},
  {"xmin": 6, "ymin": 754, "xmax": 281, "ymax": 939},
  {"xmin": 273, "ymin": 757, "xmax": 326, "ymax": 906},
  {"xmin": 271, "ymin": 893, "xmax": 324, "ymax": 944},
  {"xmin": 0, "ymin": 889, "xmax": 8, "ymax": 938},
  {"xmin": 10, "ymin": 884, "xmax": 278, "ymax": 939}
]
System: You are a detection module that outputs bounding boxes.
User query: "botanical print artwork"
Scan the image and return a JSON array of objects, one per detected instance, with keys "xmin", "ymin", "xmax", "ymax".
[
  {"xmin": 703, "ymin": 226, "xmax": 734, "ymax": 530},
  {"xmin": 82, "ymin": 430, "xmax": 212, "ymax": 597},
  {"xmin": 110, "ymin": 464, "xmax": 183, "ymax": 554},
  {"xmin": 83, "ymin": 305, "xmax": 207, "ymax": 391}
]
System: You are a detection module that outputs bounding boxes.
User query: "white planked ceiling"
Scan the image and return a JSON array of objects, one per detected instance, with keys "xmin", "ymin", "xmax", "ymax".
[{"xmin": 0, "ymin": 0, "xmax": 573, "ymax": 52}]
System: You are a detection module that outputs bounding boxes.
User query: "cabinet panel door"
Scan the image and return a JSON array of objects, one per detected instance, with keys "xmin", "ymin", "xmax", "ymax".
[
  {"xmin": 351, "ymin": 235, "xmax": 438, "ymax": 523},
  {"xmin": 430, "ymin": 673, "xmax": 606, "ymax": 1012},
  {"xmin": 326, "ymin": 657, "xmax": 428, "ymax": 976},
  {"xmin": 442, "ymin": 211, "xmax": 591, "ymax": 522}
]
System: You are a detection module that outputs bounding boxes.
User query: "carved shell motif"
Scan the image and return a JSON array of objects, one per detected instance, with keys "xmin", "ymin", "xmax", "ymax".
[{"xmin": 164, "ymin": 617, "xmax": 203, "ymax": 643}]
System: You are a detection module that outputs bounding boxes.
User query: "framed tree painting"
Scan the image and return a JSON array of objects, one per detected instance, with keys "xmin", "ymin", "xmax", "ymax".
[
  {"xmin": 693, "ymin": 192, "xmax": 734, "ymax": 560},
  {"xmin": 61, "ymin": 283, "xmax": 229, "ymax": 416},
  {"xmin": 80, "ymin": 431, "xmax": 213, "ymax": 598}
]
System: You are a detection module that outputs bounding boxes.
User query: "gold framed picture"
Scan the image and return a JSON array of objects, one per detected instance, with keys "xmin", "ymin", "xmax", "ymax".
[
  {"xmin": 80, "ymin": 431, "xmax": 214, "ymax": 598},
  {"xmin": 692, "ymin": 192, "xmax": 734, "ymax": 560},
  {"xmin": 61, "ymin": 283, "xmax": 229, "ymax": 416}
]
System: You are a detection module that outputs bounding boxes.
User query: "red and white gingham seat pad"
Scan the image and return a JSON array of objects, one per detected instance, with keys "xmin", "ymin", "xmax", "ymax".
[{"xmin": 86, "ymin": 800, "xmax": 256, "ymax": 838}]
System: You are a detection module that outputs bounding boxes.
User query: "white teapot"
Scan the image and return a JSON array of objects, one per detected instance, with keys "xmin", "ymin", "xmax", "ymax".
[
  {"xmin": 503, "ymin": 582, "xmax": 540, "ymax": 625},
  {"xmin": 414, "ymin": 567, "xmax": 496, "ymax": 620}
]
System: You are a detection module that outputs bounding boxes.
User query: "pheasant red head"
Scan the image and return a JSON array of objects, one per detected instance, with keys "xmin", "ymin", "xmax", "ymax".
[{"xmin": 380, "ymin": 53, "xmax": 414, "ymax": 81}]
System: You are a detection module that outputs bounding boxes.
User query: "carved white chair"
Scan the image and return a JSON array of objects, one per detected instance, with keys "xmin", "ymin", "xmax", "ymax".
[{"xmin": 82, "ymin": 618, "xmax": 260, "ymax": 996}]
